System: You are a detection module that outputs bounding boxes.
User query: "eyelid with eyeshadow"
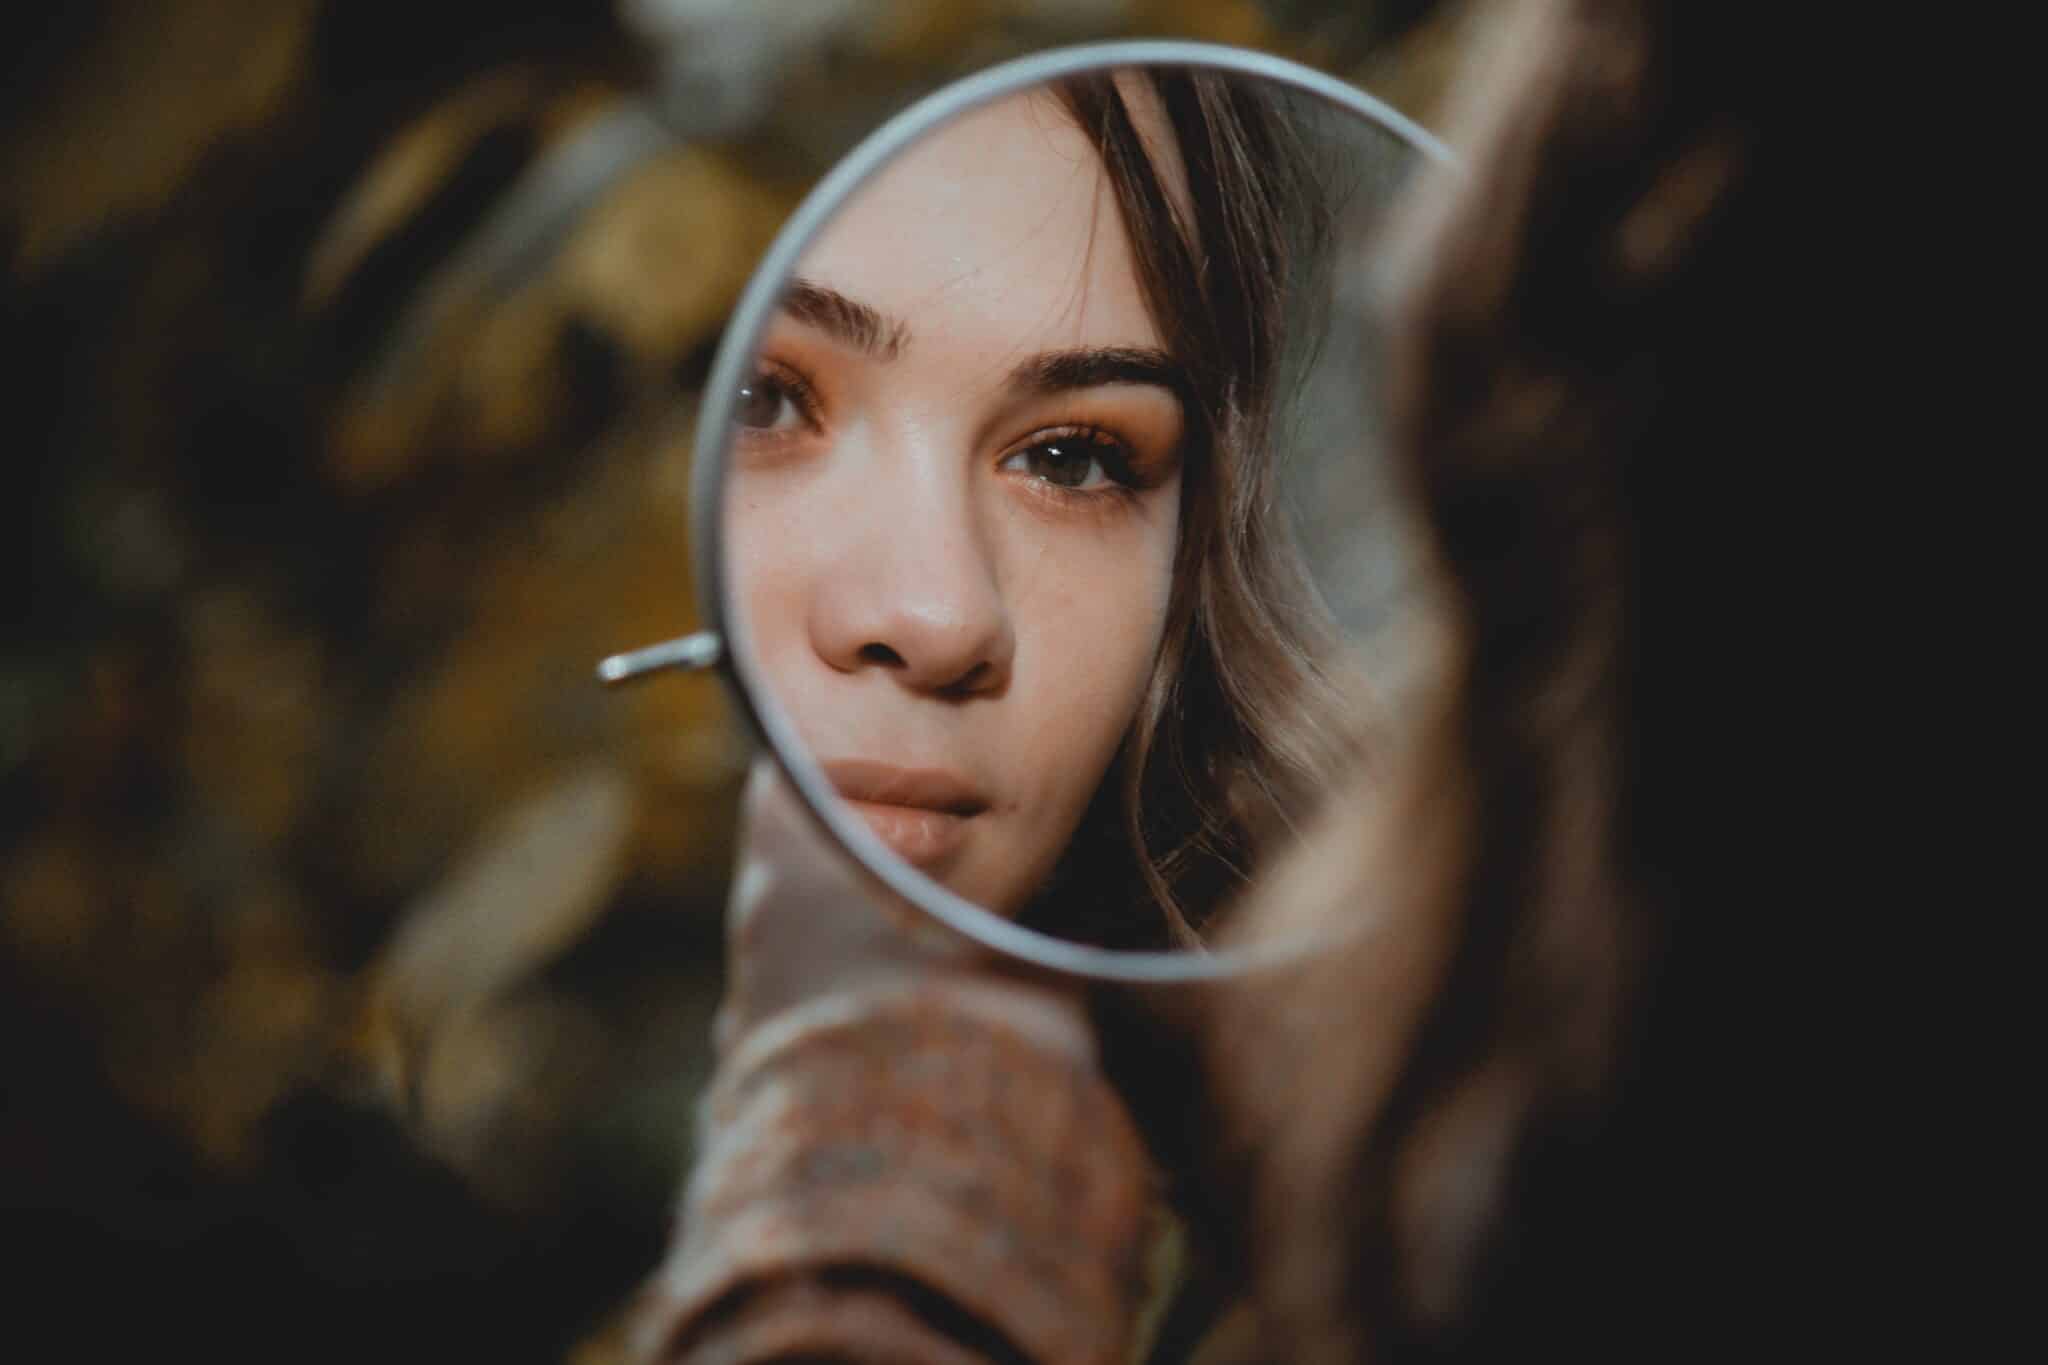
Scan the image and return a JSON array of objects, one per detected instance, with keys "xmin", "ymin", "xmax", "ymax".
[
  {"xmin": 994, "ymin": 422, "xmax": 1177, "ymax": 525},
  {"xmin": 730, "ymin": 352, "xmax": 830, "ymax": 468},
  {"xmin": 994, "ymin": 385, "xmax": 1183, "ymax": 485}
]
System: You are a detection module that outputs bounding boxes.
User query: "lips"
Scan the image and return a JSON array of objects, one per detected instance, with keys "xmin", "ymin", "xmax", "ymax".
[{"xmin": 820, "ymin": 759, "xmax": 988, "ymax": 867}]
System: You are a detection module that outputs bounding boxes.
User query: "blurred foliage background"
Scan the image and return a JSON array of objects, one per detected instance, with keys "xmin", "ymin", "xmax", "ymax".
[{"xmin": 1, "ymin": 1, "xmax": 1491, "ymax": 1358}]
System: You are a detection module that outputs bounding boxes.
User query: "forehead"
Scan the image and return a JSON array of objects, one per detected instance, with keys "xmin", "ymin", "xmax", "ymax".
[{"xmin": 793, "ymin": 83, "xmax": 1177, "ymax": 356}]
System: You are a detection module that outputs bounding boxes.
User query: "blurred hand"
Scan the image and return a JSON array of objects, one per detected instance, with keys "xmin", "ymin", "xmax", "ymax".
[{"xmin": 715, "ymin": 757, "xmax": 1095, "ymax": 1064}]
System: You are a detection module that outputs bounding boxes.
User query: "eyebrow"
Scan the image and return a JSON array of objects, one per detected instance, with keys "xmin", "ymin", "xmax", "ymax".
[
  {"xmin": 1009, "ymin": 346, "xmax": 1190, "ymax": 404},
  {"xmin": 780, "ymin": 277, "xmax": 911, "ymax": 360},
  {"xmin": 778, "ymin": 278, "xmax": 1188, "ymax": 406}
]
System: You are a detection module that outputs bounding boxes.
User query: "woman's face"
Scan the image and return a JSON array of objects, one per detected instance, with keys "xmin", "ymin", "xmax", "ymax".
[{"xmin": 726, "ymin": 84, "xmax": 1192, "ymax": 917}]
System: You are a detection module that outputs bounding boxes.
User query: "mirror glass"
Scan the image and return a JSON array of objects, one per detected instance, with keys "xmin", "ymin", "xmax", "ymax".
[{"xmin": 710, "ymin": 53, "xmax": 1446, "ymax": 968}]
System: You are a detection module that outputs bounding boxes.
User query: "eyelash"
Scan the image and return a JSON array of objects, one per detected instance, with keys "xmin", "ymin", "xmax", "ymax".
[{"xmin": 731, "ymin": 356, "xmax": 826, "ymax": 455}]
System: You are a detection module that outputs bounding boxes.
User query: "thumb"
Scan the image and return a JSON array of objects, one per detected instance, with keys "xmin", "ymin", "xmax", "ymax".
[{"xmin": 720, "ymin": 759, "xmax": 970, "ymax": 1043}]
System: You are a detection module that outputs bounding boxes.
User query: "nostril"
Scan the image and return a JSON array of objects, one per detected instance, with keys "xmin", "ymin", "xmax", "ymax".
[
  {"xmin": 943, "ymin": 662, "xmax": 990, "ymax": 696},
  {"xmin": 859, "ymin": 642, "xmax": 906, "ymax": 667}
]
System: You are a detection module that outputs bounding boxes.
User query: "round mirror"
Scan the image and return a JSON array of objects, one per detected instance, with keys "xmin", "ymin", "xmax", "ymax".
[{"xmin": 610, "ymin": 42, "xmax": 1451, "ymax": 982}]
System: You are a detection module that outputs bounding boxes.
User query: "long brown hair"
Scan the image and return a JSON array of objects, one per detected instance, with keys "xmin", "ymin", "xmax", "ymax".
[
  {"xmin": 1013, "ymin": 68, "xmax": 1366, "ymax": 949},
  {"xmin": 1205, "ymin": 0, "xmax": 1802, "ymax": 1356}
]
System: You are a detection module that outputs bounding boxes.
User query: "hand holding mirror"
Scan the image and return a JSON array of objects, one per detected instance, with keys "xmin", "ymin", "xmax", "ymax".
[{"xmin": 603, "ymin": 42, "xmax": 1452, "ymax": 983}]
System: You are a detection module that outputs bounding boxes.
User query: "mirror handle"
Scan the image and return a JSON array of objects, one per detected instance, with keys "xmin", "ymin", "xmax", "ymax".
[{"xmin": 596, "ymin": 631, "xmax": 724, "ymax": 685}]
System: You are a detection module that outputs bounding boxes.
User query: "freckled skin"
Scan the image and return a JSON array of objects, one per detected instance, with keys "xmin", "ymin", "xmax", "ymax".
[{"xmin": 727, "ymin": 87, "xmax": 1186, "ymax": 917}]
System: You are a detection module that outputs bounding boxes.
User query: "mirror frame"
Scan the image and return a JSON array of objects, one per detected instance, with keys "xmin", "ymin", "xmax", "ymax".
[{"xmin": 690, "ymin": 39, "xmax": 1454, "ymax": 983}]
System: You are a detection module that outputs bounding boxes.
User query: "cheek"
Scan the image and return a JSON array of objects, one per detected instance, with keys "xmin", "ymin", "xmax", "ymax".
[
  {"xmin": 727, "ymin": 481, "xmax": 817, "ymax": 704},
  {"xmin": 1005, "ymin": 497, "xmax": 1180, "ymax": 800}
]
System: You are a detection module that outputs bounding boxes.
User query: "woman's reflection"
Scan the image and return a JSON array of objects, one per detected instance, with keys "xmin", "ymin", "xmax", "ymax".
[{"xmin": 727, "ymin": 69, "xmax": 1359, "ymax": 947}]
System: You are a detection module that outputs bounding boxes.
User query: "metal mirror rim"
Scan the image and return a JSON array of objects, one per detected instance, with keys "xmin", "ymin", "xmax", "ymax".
[{"xmin": 693, "ymin": 39, "xmax": 1454, "ymax": 984}]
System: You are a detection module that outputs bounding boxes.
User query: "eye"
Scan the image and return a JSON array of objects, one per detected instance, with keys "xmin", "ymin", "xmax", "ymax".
[
  {"xmin": 734, "ymin": 366, "xmax": 813, "ymax": 431},
  {"xmin": 999, "ymin": 429, "xmax": 1134, "ymax": 491}
]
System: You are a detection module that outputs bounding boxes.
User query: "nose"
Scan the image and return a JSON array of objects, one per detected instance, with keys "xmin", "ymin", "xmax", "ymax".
[{"xmin": 807, "ymin": 491, "xmax": 1015, "ymax": 698}]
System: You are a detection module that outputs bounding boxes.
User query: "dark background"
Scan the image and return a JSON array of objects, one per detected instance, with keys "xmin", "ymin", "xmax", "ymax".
[{"xmin": 0, "ymin": 2, "xmax": 1481, "ymax": 1357}]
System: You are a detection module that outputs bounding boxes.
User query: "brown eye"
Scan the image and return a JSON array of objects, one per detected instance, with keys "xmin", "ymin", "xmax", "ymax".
[
  {"xmin": 734, "ymin": 372, "xmax": 792, "ymax": 429},
  {"xmin": 1002, "ymin": 430, "xmax": 1134, "ymax": 490},
  {"xmin": 735, "ymin": 364, "xmax": 820, "ymax": 432}
]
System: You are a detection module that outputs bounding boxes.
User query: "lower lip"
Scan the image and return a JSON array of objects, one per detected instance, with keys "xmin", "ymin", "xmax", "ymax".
[{"xmin": 844, "ymin": 800, "xmax": 972, "ymax": 866}]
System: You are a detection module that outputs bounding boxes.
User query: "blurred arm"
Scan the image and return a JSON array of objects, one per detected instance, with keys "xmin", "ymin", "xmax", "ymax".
[{"xmin": 631, "ymin": 765, "xmax": 1160, "ymax": 1365}]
